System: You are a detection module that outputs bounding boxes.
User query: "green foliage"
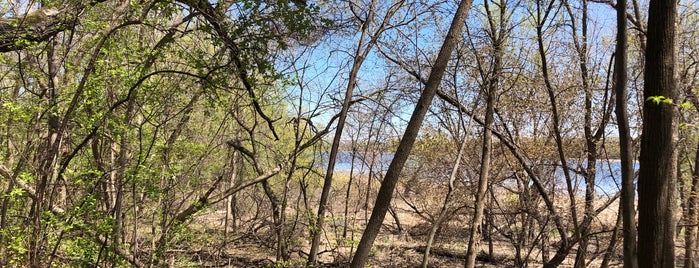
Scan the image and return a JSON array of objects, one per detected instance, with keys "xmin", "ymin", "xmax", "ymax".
[
  {"xmin": 65, "ymin": 236, "xmax": 99, "ymax": 266},
  {"xmin": 646, "ymin": 95, "xmax": 674, "ymax": 105},
  {"xmin": 680, "ymin": 101, "xmax": 695, "ymax": 110},
  {"xmin": 1, "ymin": 101, "xmax": 33, "ymax": 122},
  {"xmin": 274, "ymin": 259, "xmax": 307, "ymax": 268},
  {"xmin": 3, "ymin": 227, "xmax": 27, "ymax": 264},
  {"xmin": 0, "ymin": 0, "xmax": 371, "ymax": 266},
  {"xmin": 339, "ymin": 236, "xmax": 359, "ymax": 247}
]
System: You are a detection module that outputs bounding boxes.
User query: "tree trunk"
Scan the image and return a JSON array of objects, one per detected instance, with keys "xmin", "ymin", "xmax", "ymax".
[
  {"xmin": 224, "ymin": 149, "xmax": 240, "ymax": 241},
  {"xmin": 464, "ymin": 76, "xmax": 494, "ymax": 268},
  {"xmin": 572, "ymin": 2, "xmax": 595, "ymax": 267},
  {"xmin": 614, "ymin": 0, "xmax": 639, "ymax": 266},
  {"xmin": 349, "ymin": 1, "xmax": 474, "ymax": 266},
  {"xmin": 601, "ymin": 203, "xmax": 623, "ymax": 268},
  {"xmin": 464, "ymin": 10, "xmax": 501, "ymax": 263},
  {"xmin": 684, "ymin": 142, "xmax": 699, "ymax": 268},
  {"xmin": 307, "ymin": 1, "xmax": 403, "ymax": 264},
  {"xmin": 637, "ymin": 0, "xmax": 678, "ymax": 267},
  {"xmin": 535, "ymin": 1, "xmax": 576, "ymax": 266}
]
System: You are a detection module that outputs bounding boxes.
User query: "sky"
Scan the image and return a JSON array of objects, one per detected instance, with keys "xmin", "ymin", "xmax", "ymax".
[{"xmin": 280, "ymin": 0, "xmax": 632, "ymax": 140}]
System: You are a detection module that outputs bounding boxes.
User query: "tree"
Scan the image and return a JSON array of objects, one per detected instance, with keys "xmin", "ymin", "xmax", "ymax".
[
  {"xmin": 614, "ymin": 0, "xmax": 639, "ymax": 266},
  {"xmin": 307, "ymin": 1, "xmax": 405, "ymax": 264},
  {"xmin": 637, "ymin": 0, "xmax": 679, "ymax": 267},
  {"xmin": 464, "ymin": 0, "xmax": 509, "ymax": 266},
  {"xmin": 350, "ymin": 0, "xmax": 475, "ymax": 266},
  {"xmin": 0, "ymin": 1, "xmax": 324, "ymax": 266},
  {"xmin": 419, "ymin": 114, "xmax": 472, "ymax": 268},
  {"xmin": 2, "ymin": 0, "xmax": 697, "ymax": 266}
]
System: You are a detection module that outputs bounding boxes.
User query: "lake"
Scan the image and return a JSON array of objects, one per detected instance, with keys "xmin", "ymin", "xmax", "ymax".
[{"xmin": 322, "ymin": 151, "xmax": 636, "ymax": 195}]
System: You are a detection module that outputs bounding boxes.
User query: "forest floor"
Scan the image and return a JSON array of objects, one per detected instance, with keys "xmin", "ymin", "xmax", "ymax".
[{"xmin": 182, "ymin": 194, "xmax": 631, "ymax": 268}]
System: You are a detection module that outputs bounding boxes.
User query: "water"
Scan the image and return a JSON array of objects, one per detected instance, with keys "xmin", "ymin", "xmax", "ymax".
[{"xmin": 323, "ymin": 151, "xmax": 636, "ymax": 194}]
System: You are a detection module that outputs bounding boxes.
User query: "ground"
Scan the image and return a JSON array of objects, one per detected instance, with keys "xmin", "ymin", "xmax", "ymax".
[{"xmin": 181, "ymin": 192, "xmax": 630, "ymax": 267}]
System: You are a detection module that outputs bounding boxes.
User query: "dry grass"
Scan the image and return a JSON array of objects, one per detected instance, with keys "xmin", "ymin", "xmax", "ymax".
[{"xmin": 170, "ymin": 175, "xmax": 634, "ymax": 267}]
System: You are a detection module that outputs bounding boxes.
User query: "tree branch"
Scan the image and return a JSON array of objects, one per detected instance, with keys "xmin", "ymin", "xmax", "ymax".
[
  {"xmin": 0, "ymin": 0, "xmax": 111, "ymax": 52},
  {"xmin": 0, "ymin": 7, "xmax": 70, "ymax": 52}
]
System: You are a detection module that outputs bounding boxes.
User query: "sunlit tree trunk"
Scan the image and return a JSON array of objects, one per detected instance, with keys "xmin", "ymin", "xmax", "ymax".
[
  {"xmin": 566, "ymin": 1, "xmax": 596, "ymax": 267},
  {"xmin": 224, "ymin": 149, "xmax": 240, "ymax": 241},
  {"xmin": 464, "ymin": 72, "xmax": 494, "ymax": 268},
  {"xmin": 534, "ymin": 1, "xmax": 575, "ymax": 266},
  {"xmin": 350, "ymin": 1, "xmax": 474, "ymax": 266},
  {"xmin": 307, "ymin": 1, "xmax": 404, "ymax": 264},
  {"xmin": 29, "ymin": 33, "xmax": 64, "ymax": 268}
]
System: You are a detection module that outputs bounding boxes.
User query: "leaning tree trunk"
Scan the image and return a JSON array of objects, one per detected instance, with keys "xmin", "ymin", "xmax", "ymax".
[
  {"xmin": 535, "ymin": 1, "xmax": 576, "ymax": 266},
  {"xmin": 637, "ymin": 0, "xmax": 678, "ymax": 267},
  {"xmin": 349, "ymin": 1, "xmax": 474, "ymax": 266},
  {"xmin": 307, "ymin": 1, "xmax": 403, "ymax": 264}
]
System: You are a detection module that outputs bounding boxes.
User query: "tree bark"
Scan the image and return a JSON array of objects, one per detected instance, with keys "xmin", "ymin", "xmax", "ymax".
[
  {"xmin": 349, "ymin": 1, "xmax": 474, "ymax": 266},
  {"xmin": 637, "ymin": 0, "xmax": 678, "ymax": 267},
  {"xmin": 614, "ymin": 0, "xmax": 639, "ymax": 266},
  {"xmin": 464, "ymin": 71, "xmax": 495, "ymax": 268}
]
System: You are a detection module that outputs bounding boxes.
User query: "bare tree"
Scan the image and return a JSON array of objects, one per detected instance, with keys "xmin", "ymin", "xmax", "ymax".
[
  {"xmin": 421, "ymin": 101, "xmax": 473, "ymax": 268},
  {"xmin": 464, "ymin": 0, "xmax": 509, "ymax": 266},
  {"xmin": 350, "ymin": 0, "xmax": 474, "ymax": 266},
  {"xmin": 307, "ymin": 1, "xmax": 405, "ymax": 264}
]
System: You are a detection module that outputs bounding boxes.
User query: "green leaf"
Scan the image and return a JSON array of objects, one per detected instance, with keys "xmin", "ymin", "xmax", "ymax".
[
  {"xmin": 9, "ymin": 188, "xmax": 24, "ymax": 197},
  {"xmin": 646, "ymin": 95, "xmax": 673, "ymax": 105},
  {"xmin": 647, "ymin": 96, "xmax": 664, "ymax": 105},
  {"xmin": 680, "ymin": 102, "xmax": 694, "ymax": 110}
]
